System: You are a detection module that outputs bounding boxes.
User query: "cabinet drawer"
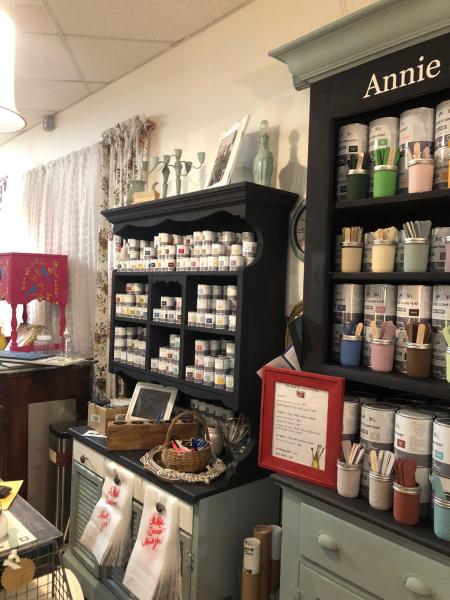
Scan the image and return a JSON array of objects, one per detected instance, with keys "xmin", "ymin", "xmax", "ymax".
[
  {"xmin": 73, "ymin": 440, "xmax": 105, "ymax": 477},
  {"xmin": 300, "ymin": 564, "xmax": 364, "ymax": 600},
  {"xmin": 133, "ymin": 476, "xmax": 193, "ymax": 535},
  {"xmin": 300, "ymin": 504, "xmax": 448, "ymax": 600}
]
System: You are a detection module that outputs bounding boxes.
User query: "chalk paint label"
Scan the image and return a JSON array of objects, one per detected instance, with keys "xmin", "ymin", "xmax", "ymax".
[
  {"xmin": 360, "ymin": 403, "xmax": 396, "ymax": 446},
  {"xmin": 433, "ymin": 420, "xmax": 450, "ymax": 478},
  {"xmin": 394, "ymin": 410, "xmax": 433, "ymax": 466}
]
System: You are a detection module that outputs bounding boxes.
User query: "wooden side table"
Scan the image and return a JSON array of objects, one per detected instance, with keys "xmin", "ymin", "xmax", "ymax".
[{"xmin": 0, "ymin": 363, "xmax": 90, "ymax": 497}]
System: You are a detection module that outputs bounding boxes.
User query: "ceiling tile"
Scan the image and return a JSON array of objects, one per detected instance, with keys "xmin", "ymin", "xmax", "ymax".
[
  {"xmin": 47, "ymin": 0, "xmax": 249, "ymax": 42},
  {"xmin": 66, "ymin": 36, "xmax": 168, "ymax": 82},
  {"xmin": 16, "ymin": 32, "xmax": 80, "ymax": 80},
  {"xmin": 12, "ymin": 2, "xmax": 55, "ymax": 33},
  {"xmin": 15, "ymin": 79, "xmax": 89, "ymax": 111}
]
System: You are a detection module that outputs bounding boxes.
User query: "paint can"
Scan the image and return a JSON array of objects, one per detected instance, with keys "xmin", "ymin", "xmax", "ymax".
[
  {"xmin": 394, "ymin": 230, "xmax": 405, "ymax": 272},
  {"xmin": 432, "ymin": 329, "xmax": 447, "ymax": 380},
  {"xmin": 429, "ymin": 227, "xmax": 450, "ymax": 271},
  {"xmin": 342, "ymin": 396, "xmax": 360, "ymax": 441},
  {"xmin": 433, "ymin": 146, "xmax": 449, "ymax": 190},
  {"xmin": 433, "ymin": 418, "xmax": 450, "ymax": 478},
  {"xmin": 435, "ymin": 100, "xmax": 450, "ymax": 148},
  {"xmin": 432, "ymin": 285, "xmax": 450, "ymax": 329},
  {"xmin": 336, "ymin": 123, "xmax": 368, "ymax": 199},
  {"xmin": 368, "ymin": 117, "xmax": 399, "ymax": 194},
  {"xmin": 362, "ymin": 232, "xmax": 373, "ymax": 272},
  {"xmin": 363, "ymin": 284, "xmax": 397, "ymax": 366},
  {"xmin": 395, "ymin": 285, "xmax": 432, "ymax": 372},
  {"xmin": 398, "ymin": 107, "xmax": 435, "ymax": 192},
  {"xmin": 332, "ymin": 284, "xmax": 364, "ymax": 323},
  {"xmin": 394, "ymin": 408, "xmax": 433, "ymax": 466}
]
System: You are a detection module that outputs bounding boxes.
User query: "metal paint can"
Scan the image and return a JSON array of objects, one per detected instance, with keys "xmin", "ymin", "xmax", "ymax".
[
  {"xmin": 432, "ymin": 285, "xmax": 450, "ymax": 329},
  {"xmin": 433, "ymin": 146, "xmax": 449, "ymax": 190},
  {"xmin": 395, "ymin": 285, "xmax": 432, "ymax": 372},
  {"xmin": 363, "ymin": 284, "xmax": 397, "ymax": 366},
  {"xmin": 336, "ymin": 123, "xmax": 368, "ymax": 199},
  {"xmin": 435, "ymin": 100, "xmax": 450, "ymax": 148},
  {"xmin": 394, "ymin": 409, "xmax": 433, "ymax": 466},
  {"xmin": 430, "ymin": 227, "xmax": 450, "ymax": 271},
  {"xmin": 332, "ymin": 284, "xmax": 364, "ymax": 323},
  {"xmin": 360, "ymin": 402, "xmax": 396, "ymax": 449},
  {"xmin": 398, "ymin": 107, "xmax": 435, "ymax": 192},
  {"xmin": 432, "ymin": 329, "xmax": 447, "ymax": 380},
  {"xmin": 433, "ymin": 418, "xmax": 450, "ymax": 478},
  {"xmin": 368, "ymin": 116, "xmax": 399, "ymax": 194},
  {"xmin": 342, "ymin": 396, "xmax": 360, "ymax": 441},
  {"xmin": 394, "ymin": 230, "xmax": 405, "ymax": 272}
]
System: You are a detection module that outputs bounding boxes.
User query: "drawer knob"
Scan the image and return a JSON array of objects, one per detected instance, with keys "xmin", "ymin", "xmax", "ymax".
[
  {"xmin": 317, "ymin": 532, "xmax": 339, "ymax": 551},
  {"xmin": 404, "ymin": 576, "xmax": 432, "ymax": 597},
  {"xmin": 80, "ymin": 454, "xmax": 87, "ymax": 464}
]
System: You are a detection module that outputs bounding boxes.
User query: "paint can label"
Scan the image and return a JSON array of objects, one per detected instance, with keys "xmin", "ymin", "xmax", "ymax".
[
  {"xmin": 394, "ymin": 409, "xmax": 433, "ymax": 465},
  {"xmin": 432, "ymin": 329, "xmax": 447, "ymax": 380},
  {"xmin": 430, "ymin": 227, "xmax": 450, "ymax": 271},
  {"xmin": 435, "ymin": 100, "xmax": 450, "ymax": 148},
  {"xmin": 433, "ymin": 419, "xmax": 450, "ymax": 478},
  {"xmin": 360, "ymin": 403, "xmax": 396, "ymax": 446},
  {"xmin": 432, "ymin": 285, "xmax": 450, "ymax": 329}
]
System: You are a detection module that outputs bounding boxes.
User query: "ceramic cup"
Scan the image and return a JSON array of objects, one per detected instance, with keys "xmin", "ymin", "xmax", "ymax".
[
  {"xmin": 369, "ymin": 471, "xmax": 394, "ymax": 510},
  {"xmin": 408, "ymin": 158, "xmax": 435, "ymax": 194},
  {"xmin": 337, "ymin": 460, "xmax": 361, "ymax": 498}
]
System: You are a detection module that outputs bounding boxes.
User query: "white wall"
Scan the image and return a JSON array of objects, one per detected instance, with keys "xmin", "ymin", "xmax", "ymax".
[{"xmin": 0, "ymin": 0, "xmax": 378, "ymax": 313}]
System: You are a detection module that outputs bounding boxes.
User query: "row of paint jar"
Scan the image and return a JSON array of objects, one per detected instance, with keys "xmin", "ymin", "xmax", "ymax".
[
  {"xmin": 150, "ymin": 340, "xmax": 181, "ymax": 378},
  {"xmin": 341, "ymin": 237, "xmax": 431, "ymax": 273},
  {"xmin": 193, "ymin": 338, "xmax": 231, "ymax": 357},
  {"xmin": 115, "ymin": 292, "xmax": 148, "ymax": 319},
  {"xmin": 113, "ymin": 326, "xmax": 147, "ymax": 367},
  {"xmin": 185, "ymin": 359, "xmax": 234, "ymax": 391},
  {"xmin": 118, "ymin": 254, "xmax": 253, "ymax": 272},
  {"xmin": 190, "ymin": 398, "xmax": 235, "ymax": 428},
  {"xmin": 340, "ymin": 333, "xmax": 432, "ymax": 378},
  {"xmin": 152, "ymin": 296, "xmax": 182, "ymax": 324},
  {"xmin": 127, "ymin": 230, "xmax": 255, "ymax": 248},
  {"xmin": 337, "ymin": 104, "xmax": 450, "ymax": 199}
]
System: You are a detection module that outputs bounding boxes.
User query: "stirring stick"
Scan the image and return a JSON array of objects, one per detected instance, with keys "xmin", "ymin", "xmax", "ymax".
[
  {"xmin": 387, "ymin": 146, "xmax": 396, "ymax": 166},
  {"xmin": 416, "ymin": 323, "xmax": 426, "ymax": 345},
  {"xmin": 356, "ymin": 152, "xmax": 364, "ymax": 170},
  {"xmin": 370, "ymin": 450, "xmax": 378, "ymax": 472},
  {"xmin": 370, "ymin": 320, "xmax": 379, "ymax": 340},
  {"xmin": 341, "ymin": 440, "xmax": 351, "ymax": 464},
  {"xmin": 355, "ymin": 322, "xmax": 363, "ymax": 337}
]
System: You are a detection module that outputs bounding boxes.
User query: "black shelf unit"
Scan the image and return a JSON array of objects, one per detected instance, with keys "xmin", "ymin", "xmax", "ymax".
[
  {"xmin": 103, "ymin": 181, "xmax": 297, "ymax": 421},
  {"xmin": 302, "ymin": 32, "xmax": 450, "ymax": 403}
]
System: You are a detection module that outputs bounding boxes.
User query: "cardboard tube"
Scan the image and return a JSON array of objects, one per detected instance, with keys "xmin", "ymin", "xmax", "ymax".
[
  {"xmin": 242, "ymin": 537, "xmax": 260, "ymax": 600},
  {"xmin": 242, "ymin": 572, "xmax": 260, "ymax": 600},
  {"xmin": 270, "ymin": 560, "xmax": 280, "ymax": 594},
  {"xmin": 269, "ymin": 525, "xmax": 282, "ymax": 593},
  {"xmin": 254, "ymin": 525, "xmax": 272, "ymax": 600}
]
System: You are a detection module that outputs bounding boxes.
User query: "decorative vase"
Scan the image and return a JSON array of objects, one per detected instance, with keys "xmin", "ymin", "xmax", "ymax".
[
  {"xmin": 126, "ymin": 179, "xmax": 145, "ymax": 205},
  {"xmin": 253, "ymin": 120, "xmax": 273, "ymax": 186}
]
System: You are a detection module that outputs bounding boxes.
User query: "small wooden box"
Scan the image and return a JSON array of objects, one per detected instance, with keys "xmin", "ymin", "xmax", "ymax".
[
  {"xmin": 106, "ymin": 420, "xmax": 200, "ymax": 451},
  {"xmin": 88, "ymin": 403, "xmax": 128, "ymax": 435}
]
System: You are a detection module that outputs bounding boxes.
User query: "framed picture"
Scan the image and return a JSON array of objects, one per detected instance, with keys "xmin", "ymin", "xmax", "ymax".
[
  {"xmin": 258, "ymin": 367, "xmax": 344, "ymax": 489},
  {"xmin": 125, "ymin": 382, "xmax": 178, "ymax": 422},
  {"xmin": 206, "ymin": 115, "xmax": 250, "ymax": 188}
]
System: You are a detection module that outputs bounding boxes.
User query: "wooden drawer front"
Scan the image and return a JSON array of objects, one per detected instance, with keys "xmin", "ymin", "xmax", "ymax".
[
  {"xmin": 133, "ymin": 476, "xmax": 193, "ymax": 535},
  {"xmin": 300, "ymin": 564, "xmax": 364, "ymax": 600},
  {"xmin": 73, "ymin": 440, "xmax": 105, "ymax": 477},
  {"xmin": 300, "ymin": 504, "xmax": 448, "ymax": 600}
]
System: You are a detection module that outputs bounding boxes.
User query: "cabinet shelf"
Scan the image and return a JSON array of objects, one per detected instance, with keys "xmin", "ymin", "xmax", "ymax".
[
  {"xmin": 319, "ymin": 364, "xmax": 450, "ymax": 401},
  {"xmin": 334, "ymin": 188, "xmax": 450, "ymax": 213},
  {"xmin": 114, "ymin": 316, "xmax": 148, "ymax": 324},
  {"xmin": 150, "ymin": 321, "xmax": 181, "ymax": 330},
  {"xmin": 331, "ymin": 272, "xmax": 450, "ymax": 283},
  {"xmin": 185, "ymin": 325, "xmax": 236, "ymax": 337}
]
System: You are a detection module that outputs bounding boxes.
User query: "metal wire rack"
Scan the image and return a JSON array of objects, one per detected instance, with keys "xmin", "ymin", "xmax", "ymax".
[{"xmin": 0, "ymin": 542, "xmax": 74, "ymax": 600}]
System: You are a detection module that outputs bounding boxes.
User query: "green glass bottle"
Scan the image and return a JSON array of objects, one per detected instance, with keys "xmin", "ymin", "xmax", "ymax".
[{"xmin": 253, "ymin": 120, "xmax": 273, "ymax": 186}]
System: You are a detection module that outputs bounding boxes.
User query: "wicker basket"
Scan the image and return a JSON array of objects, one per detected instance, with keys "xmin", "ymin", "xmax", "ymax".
[{"xmin": 161, "ymin": 411, "xmax": 211, "ymax": 473}]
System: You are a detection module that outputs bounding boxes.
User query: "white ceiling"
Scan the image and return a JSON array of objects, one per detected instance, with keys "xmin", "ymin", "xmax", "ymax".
[{"xmin": 1, "ymin": 0, "xmax": 251, "ymax": 143}]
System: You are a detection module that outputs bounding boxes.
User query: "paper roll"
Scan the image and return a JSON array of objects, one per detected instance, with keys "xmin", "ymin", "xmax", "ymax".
[
  {"xmin": 254, "ymin": 525, "xmax": 272, "ymax": 600},
  {"xmin": 270, "ymin": 559, "xmax": 280, "ymax": 594},
  {"xmin": 242, "ymin": 572, "xmax": 260, "ymax": 600},
  {"xmin": 269, "ymin": 525, "xmax": 282, "ymax": 561},
  {"xmin": 243, "ymin": 537, "xmax": 261, "ymax": 574}
]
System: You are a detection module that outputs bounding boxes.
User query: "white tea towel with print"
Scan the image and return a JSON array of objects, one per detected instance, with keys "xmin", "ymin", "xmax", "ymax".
[
  {"xmin": 80, "ymin": 461, "xmax": 134, "ymax": 566},
  {"xmin": 123, "ymin": 485, "xmax": 182, "ymax": 600}
]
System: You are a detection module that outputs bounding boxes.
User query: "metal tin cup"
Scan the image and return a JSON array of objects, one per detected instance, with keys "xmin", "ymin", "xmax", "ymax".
[
  {"xmin": 336, "ymin": 460, "xmax": 361, "ymax": 498},
  {"xmin": 346, "ymin": 168, "xmax": 369, "ymax": 201},
  {"xmin": 341, "ymin": 242, "xmax": 363, "ymax": 273},
  {"xmin": 373, "ymin": 164, "xmax": 398, "ymax": 198},
  {"xmin": 370, "ymin": 338, "xmax": 395, "ymax": 373},
  {"xmin": 433, "ymin": 496, "xmax": 450, "ymax": 541},
  {"xmin": 405, "ymin": 342, "xmax": 432, "ymax": 378},
  {"xmin": 408, "ymin": 158, "xmax": 435, "ymax": 194},
  {"xmin": 433, "ymin": 418, "xmax": 450, "ymax": 477},
  {"xmin": 340, "ymin": 334, "xmax": 362, "ymax": 367},
  {"xmin": 403, "ymin": 238, "xmax": 430, "ymax": 272},
  {"xmin": 369, "ymin": 471, "xmax": 394, "ymax": 511},
  {"xmin": 393, "ymin": 482, "xmax": 421, "ymax": 526},
  {"xmin": 371, "ymin": 239, "xmax": 396, "ymax": 273}
]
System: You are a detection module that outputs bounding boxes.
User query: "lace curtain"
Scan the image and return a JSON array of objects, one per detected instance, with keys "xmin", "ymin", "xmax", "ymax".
[
  {"xmin": 21, "ymin": 144, "xmax": 102, "ymax": 356},
  {"xmin": 93, "ymin": 115, "xmax": 156, "ymax": 401}
]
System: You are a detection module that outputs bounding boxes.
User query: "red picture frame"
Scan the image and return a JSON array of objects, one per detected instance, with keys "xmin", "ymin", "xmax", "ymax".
[{"xmin": 258, "ymin": 367, "xmax": 345, "ymax": 489}]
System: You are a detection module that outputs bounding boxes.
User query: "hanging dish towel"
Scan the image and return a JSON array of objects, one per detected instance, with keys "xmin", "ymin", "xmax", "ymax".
[
  {"xmin": 80, "ymin": 461, "xmax": 134, "ymax": 566},
  {"xmin": 123, "ymin": 484, "xmax": 182, "ymax": 600}
]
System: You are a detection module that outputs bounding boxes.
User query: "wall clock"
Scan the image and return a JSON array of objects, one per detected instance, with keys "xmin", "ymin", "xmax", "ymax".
[{"xmin": 289, "ymin": 197, "xmax": 306, "ymax": 261}]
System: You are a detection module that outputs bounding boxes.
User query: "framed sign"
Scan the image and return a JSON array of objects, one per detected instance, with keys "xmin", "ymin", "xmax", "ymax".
[
  {"xmin": 258, "ymin": 367, "xmax": 344, "ymax": 489},
  {"xmin": 125, "ymin": 382, "xmax": 178, "ymax": 422}
]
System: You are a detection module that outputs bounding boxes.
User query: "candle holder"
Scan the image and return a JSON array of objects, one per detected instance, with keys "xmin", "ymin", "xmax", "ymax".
[{"xmin": 149, "ymin": 150, "xmax": 205, "ymax": 197}]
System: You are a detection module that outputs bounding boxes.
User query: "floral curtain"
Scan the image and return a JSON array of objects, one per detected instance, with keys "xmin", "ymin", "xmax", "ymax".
[{"xmin": 93, "ymin": 115, "xmax": 156, "ymax": 401}]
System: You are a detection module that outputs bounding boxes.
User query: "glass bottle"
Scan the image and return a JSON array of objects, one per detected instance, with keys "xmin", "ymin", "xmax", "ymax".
[{"xmin": 253, "ymin": 120, "xmax": 273, "ymax": 186}]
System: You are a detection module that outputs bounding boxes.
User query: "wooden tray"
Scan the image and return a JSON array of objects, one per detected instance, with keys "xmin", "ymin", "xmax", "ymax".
[{"xmin": 107, "ymin": 420, "xmax": 199, "ymax": 451}]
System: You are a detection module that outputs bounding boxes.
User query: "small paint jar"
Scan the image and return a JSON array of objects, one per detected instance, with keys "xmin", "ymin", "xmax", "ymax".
[
  {"xmin": 403, "ymin": 238, "xmax": 430, "ymax": 272},
  {"xmin": 406, "ymin": 342, "xmax": 432, "ymax": 378},
  {"xmin": 408, "ymin": 158, "xmax": 435, "ymax": 194},
  {"xmin": 346, "ymin": 169, "xmax": 369, "ymax": 201},
  {"xmin": 393, "ymin": 482, "xmax": 421, "ymax": 526},
  {"xmin": 433, "ymin": 495, "xmax": 450, "ymax": 541},
  {"xmin": 369, "ymin": 471, "xmax": 394, "ymax": 511},
  {"xmin": 444, "ymin": 236, "xmax": 450, "ymax": 272},
  {"xmin": 373, "ymin": 164, "xmax": 398, "ymax": 198},
  {"xmin": 340, "ymin": 334, "xmax": 362, "ymax": 367},
  {"xmin": 370, "ymin": 338, "xmax": 395, "ymax": 373},
  {"xmin": 371, "ymin": 239, "xmax": 396, "ymax": 273},
  {"xmin": 185, "ymin": 365, "xmax": 194, "ymax": 381},
  {"xmin": 341, "ymin": 242, "xmax": 363, "ymax": 273},
  {"xmin": 336, "ymin": 460, "xmax": 361, "ymax": 498},
  {"xmin": 188, "ymin": 312, "xmax": 197, "ymax": 326},
  {"xmin": 446, "ymin": 347, "xmax": 450, "ymax": 383}
]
